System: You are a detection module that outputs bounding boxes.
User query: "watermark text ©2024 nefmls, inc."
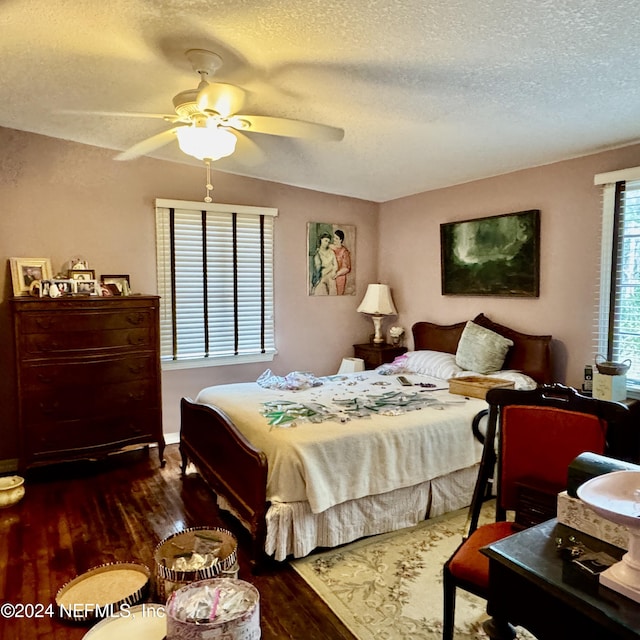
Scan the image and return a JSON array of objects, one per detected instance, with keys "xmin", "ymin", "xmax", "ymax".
[{"xmin": 0, "ymin": 602, "xmax": 165, "ymax": 620}]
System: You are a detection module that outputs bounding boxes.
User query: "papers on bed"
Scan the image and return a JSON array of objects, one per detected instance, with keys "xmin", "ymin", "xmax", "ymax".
[
  {"xmin": 261, "ymin": 383, "xmax": 465, "ymax": 427},
  {"xmin": 194, "ymin": 371, "xmax": 486, "ymax": 514}
]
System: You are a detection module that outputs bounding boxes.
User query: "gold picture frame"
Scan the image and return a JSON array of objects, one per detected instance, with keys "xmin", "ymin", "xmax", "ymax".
[
  {"xmin": 68, "ymin": 269, "xmax": 96, "ymax": 281},
  {"xmin": 9, "ymin": 257, "xmax": 53, "ymax": 296}
]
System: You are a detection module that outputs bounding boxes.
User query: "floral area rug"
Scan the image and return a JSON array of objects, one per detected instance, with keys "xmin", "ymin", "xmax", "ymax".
[{"xmin": 291, "ymin": 502, "xmax": 535, "ymax": 640}]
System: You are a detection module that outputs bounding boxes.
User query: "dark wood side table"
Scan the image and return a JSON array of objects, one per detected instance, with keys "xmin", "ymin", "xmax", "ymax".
[
  {"xmin": 353, "ymin": 343, "xmax": 407, "ymax": 370},
  {"xmin": 481, "ymin": 519, "xmax": 640, "ymax": 640},
  {"xmin": 606, "ymin": 398, "xmax": 640, "ymax": 463}
]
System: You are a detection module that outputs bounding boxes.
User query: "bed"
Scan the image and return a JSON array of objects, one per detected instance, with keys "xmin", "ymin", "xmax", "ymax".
[{"xmin": 179, "ymin": 313, "xmax": 552, "ymax": 564}]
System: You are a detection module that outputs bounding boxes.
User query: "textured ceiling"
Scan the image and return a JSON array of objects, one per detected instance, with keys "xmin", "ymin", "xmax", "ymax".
[{"xmin": 2, "ymin": 0, "xmax": 640, "ymax": 202}]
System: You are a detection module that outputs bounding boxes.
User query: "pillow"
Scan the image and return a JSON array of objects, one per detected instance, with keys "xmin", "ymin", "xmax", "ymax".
[
  {"xmin": 404, "ymin": 350, "xmax": 463, "ymax": 379},
  {"xmin": 455, "ymin": 321, "xmax": 514, "ymax": 374},
  {"xmin": 376, "ymin": 354, "xmax": 409, "ymax": 375}
]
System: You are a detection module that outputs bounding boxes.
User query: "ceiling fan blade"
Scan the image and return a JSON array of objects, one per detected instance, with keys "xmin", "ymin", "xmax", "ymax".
[
  {"xmin": 114, "ymin": 127, "xmax": 183, "ymax": 161},
  {"xmin": 228, "ymin": 114, "xmax": 344, "ymax": 141},
  {"xmin": 58, "ymin": 109, "xmax": 180, "ymax": 122},
  {"xmin": 230, "ymin": 130, "xmax": 266, "ymax": 166},
  {"xmin": 197, "ymin": 82, "xmax": 246, "ymax": 118}
]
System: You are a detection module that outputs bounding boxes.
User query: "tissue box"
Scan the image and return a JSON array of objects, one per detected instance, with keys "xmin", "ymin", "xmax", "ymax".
[
  {"xmin": 557, "ymin": 491, "xmax": 629, "ymax": 550},
  {"xmin": 592, "ymin": 372, "xmax": 627, "ymax": 402}
]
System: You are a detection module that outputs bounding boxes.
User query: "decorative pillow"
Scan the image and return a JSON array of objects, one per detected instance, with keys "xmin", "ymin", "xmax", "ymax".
[
  {"xmin": 376, "ymin": 354, "xmax": 409, "ymax": 375},
  {"xmin": 404, "ymin": 350, "xmax": 463, "ymax": 379},
  {"xmin": 455, "ymin": 321, "xmax": 514, "ymax": 375}
]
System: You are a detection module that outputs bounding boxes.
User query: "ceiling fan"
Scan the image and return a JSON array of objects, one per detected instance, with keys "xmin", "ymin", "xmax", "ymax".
[
  {"xmin": 69, "ymin": 49, "xmax": 344, "ymax": 201},
  {"xmin": 74, "ymin": 49, "xmax": 344, "ymax": 163}
]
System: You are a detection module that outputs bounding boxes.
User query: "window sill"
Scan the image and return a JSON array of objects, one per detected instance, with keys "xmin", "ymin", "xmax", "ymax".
[{"xmin": 161, "ymin": 352, "xmax": 276, "ymax": 371}]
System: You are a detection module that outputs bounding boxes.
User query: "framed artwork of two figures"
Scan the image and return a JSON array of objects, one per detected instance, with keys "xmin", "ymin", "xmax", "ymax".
[{"xmin": 307, "ymin": 222, "xmax": 355, "ymax": 296}]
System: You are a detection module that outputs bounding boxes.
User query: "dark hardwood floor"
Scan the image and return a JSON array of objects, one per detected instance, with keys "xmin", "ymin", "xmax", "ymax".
[{"xmin": 0, "ymin": 445, "xmax": 356, "ymax": 640}]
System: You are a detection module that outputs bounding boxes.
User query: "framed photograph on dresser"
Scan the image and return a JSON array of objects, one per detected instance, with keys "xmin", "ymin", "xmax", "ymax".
[
  {"xmin": 68, "ymin": 269, "xmax": 96, "ymax": 281},
  {"xmin": 75, "ymin": 279, "xmax": 100, "ymax": 295},
  {"xmin": 9, "ymin": 257, "xmax": 53, "ymax": 296},
  {"xmin": 101, "ymin": 274, "xmax": 130, "ymax": 296}
]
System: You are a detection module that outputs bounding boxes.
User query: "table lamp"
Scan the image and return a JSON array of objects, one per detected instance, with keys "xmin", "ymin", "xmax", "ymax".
[{"xmin": 357, "ymin": 284, "xmax": 397, "ymax": 344}]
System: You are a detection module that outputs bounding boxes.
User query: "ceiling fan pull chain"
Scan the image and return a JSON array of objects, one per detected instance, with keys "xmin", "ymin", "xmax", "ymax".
[{"xmin": 204, "ymin": 159, "xmax": 213, "ymax": 203}]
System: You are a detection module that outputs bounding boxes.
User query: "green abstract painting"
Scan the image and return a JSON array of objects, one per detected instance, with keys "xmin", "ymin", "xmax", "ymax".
[{"xmin": 440, "ymin": 209, "xmax": 540, "ymax": 296}]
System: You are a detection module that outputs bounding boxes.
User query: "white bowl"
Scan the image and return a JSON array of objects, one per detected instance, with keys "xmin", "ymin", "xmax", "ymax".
[
  {"xmin": 577, "ymin": 470, "xmax": 640, "ymax": 529},
  {"xmin": 0, "ymin": 476, "xmax": 25, "ymax": 508}
]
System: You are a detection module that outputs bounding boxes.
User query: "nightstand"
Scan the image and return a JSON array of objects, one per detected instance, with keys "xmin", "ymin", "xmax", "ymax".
[
  {"xmin": 353, "ymin": 343, "xmax": 407, "ymax": 370},
  {"xmin": 606, "ymin": 398, "xmax": 640, "ymax": 463}
]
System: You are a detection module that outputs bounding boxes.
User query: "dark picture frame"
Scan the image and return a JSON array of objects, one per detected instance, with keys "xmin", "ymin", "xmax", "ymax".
[
  {"xmin": 440, "ymin": 209, "xmax": 540, "ymax": 297},
  {"xmin": 100, "ymin": 274, "xmax": 130, "ymax": 296}
]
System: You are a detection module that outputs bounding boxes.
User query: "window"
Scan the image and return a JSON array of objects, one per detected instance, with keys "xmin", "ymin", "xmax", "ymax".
[
  {"xmin": 595, "ymin": 168, "xmax": 640, "ymax": 393},
  {"xmin": 155, "ymin": 198, "xmax": 277, "ymax": 369}
]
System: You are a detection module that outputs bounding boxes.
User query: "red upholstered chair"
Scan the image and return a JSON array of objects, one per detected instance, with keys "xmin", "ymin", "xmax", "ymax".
[{"xmin": 442, "ymin": 384, "xmax": 629, "ymax": 640}]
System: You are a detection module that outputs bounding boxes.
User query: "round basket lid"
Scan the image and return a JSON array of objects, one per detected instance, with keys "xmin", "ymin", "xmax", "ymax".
[
  {"xmin": 155, "ymin": 527, "xmax": 238, "ymax": 582},
  {"xmin": 82, "ymin": 603, "xmax": 166, "ymax": 639},
  {"xmin": 56, "ymin": 562, "xmax": 150, "ymax": 623}
]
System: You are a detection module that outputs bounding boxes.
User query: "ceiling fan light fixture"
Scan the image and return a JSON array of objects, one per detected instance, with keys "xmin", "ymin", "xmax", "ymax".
[{"xmin": 176, "ymin": 124, "xmax": 237, "ymax": 161}]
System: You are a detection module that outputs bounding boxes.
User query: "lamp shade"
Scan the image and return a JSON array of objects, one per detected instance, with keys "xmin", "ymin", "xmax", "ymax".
[
  {"xmin": 357, "ymin": 284, "xmax": 397, "ymax": 316},
  {"xmin": 176, "ymin": 124, "xmax": 237, "ymax": 161},
  {"xmin": 338, "ymin": 357, "xmax": 365, "ymax": 374}
]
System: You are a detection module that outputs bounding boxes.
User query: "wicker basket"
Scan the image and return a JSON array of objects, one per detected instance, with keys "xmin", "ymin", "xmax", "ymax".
[
  {"xmin": 155, "ymin": 527, "xmax": 238, "ymax": 600},
  {"xmin": 55, "ymin": 562, "xmax": 150, "ymax": 623},
  {"xmin": 448, "ymin": 376, "xmax": 514, "ymax": 400}
]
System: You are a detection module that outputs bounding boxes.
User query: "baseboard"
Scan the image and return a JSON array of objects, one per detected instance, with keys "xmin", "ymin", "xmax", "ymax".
[
  {"xmin": 0, "ymin": 432, "xmax": 181, "ymax": 474},
  {"xmin": 0, "ymin": 458, "xmax": 18, "ymax": 474},
  {"xmin": 165, "ymin": 431, "xmax": 179, "ymax": 445}
]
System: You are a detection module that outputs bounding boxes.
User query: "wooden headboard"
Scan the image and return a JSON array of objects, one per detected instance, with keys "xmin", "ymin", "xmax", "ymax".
[{"xmin": 412, "ymin": 313, "xmax": 552, "ymax": 384}]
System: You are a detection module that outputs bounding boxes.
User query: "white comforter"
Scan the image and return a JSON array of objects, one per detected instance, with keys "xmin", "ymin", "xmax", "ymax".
[{"xmin": 195, "ymin": 371, "xmax": 486, "ymax": 514}]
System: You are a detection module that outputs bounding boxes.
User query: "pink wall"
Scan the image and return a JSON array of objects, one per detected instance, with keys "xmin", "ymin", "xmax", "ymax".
[
  {"xmin": 0, "ymin": 127, "xmax": 378, "ymax": 465},
  {"xmin": 3, "ymin": 125, "xmax": 640, "ymax": 467},
  {"xmin": 379, "ymin": 143, "xmax": 640, "ymax": 386}
]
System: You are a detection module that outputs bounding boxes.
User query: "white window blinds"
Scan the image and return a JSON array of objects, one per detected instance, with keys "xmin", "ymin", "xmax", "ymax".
[
  {"xmin": 155, "ymin": 199, "xmax": 277, "ymax": 368},
  {"xmin": 595, "ymin": 170, "xmax": 640, "ymax": 392}
]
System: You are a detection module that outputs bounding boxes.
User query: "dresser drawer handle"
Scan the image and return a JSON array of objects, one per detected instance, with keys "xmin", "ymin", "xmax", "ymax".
[
  {"xmin": 36, "ymin": 373, "xmax": 54, "ymax": 384},
  {"xmin": 35, "ymin": 318, "xmax": 54, "ymax": 330},
  {"xmin": 34, "ymin": 340, "xmax": 61, "ymax": 352},
  {"xmin": 126, "ymin": 313, "xmax": 145, "ymax": 326},
  {"xmin": 128, "ymin": 364, "xmax": 145, "ymax": 374},
  {"xmin": 127, "ymin": 334, "xmax": 147, "ymax": 346},
  {"xmin": 39, "ymin": 401, "xmax": 60, "ymax": 415},
  {"xmin": 127, "ymin": 391, "xmax": 146, "ymax": 402}
]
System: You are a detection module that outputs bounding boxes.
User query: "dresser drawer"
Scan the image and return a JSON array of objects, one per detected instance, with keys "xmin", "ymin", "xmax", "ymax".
[
  {"xmin": 19, "ymin": 309, "xmax": 154, "ymax": 334},
  {"xmin": 26, "ymin": 408, "xmax": 161, "ymax": 457},
  {"xmin": 21, "ymin": 354, "xmax": 158, "ymax": 390},
  {"xmin": 20, "ymin": 327, "xmax": 153, "ymax": 357},
  {"xmin": 23, "ymin": 379, "xmax": 158, "ymax": 423}
]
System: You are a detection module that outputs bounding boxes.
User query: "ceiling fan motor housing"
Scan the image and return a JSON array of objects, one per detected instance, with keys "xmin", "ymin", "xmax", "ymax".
[{"xmin": 172, "ymin": 90, "xmax": 202, "ymax": 118}]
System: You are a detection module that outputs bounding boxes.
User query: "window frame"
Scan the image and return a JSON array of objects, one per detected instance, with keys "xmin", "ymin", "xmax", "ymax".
[
  {"xmin": 595, "ymin": 166, "xmax": 640, "ymax": 396},
  {"xmin": 155, "ymin": 198, "xmax": 278, "ymax": 371}
]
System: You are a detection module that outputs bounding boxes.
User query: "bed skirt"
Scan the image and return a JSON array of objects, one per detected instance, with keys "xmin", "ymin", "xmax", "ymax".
[{"xmin": 217, "ymin": 463, "xmax": 480, "ymax": 561}]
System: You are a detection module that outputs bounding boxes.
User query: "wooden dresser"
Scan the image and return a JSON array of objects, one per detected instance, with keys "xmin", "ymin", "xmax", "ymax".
[{"xmin": 11, "ymin": 295, "xmax": 165, "ymax": 472}]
